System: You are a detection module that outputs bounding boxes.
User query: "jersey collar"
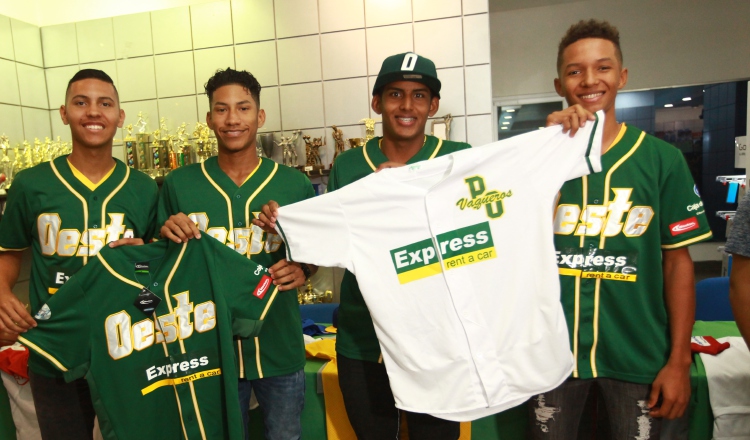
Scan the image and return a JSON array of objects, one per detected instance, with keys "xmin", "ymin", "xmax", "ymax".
[{"xmin": 362, "ymin": 136, "xmax": 444, "ymax": 171}]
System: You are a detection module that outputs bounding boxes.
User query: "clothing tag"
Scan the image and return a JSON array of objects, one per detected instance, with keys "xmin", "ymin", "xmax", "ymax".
[
  {"xmin": 133, "ymin": 288, "xmax": 161, "ymax": 317},
  {"xmin": 135, "ymin": 262, "xmax": 150, "ymax": 275},
  {"xmin": 253, "ymin": 275, "xmax": 273, "ymax": 300}
]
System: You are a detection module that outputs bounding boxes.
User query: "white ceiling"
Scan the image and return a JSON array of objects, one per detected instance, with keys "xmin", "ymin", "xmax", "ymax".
[{"xmin": 488, "ymin": 0, "xmax": 584, "ymax": 13}]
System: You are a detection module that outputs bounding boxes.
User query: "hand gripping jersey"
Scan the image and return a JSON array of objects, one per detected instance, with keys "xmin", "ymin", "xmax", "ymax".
[
  {"xmin": 329, "ymin": 135, "xmax": 471, "ymax": 363},
  {"xmin": 158, "ymin": 157, "xmax": 315, "ymax": 380},
  {"xmin": 18, "ymin": 237, "xmax": 282, "ymax": 440},
  {"xmin": 553, "ymin": 124, "xmax": 712, "ymax": 383},
  {"xmin": 274, "ymin": 112, "xmax": 605, "ymax": 421},
  {"xmin": 0, "ymin": 156, "xmax": 157, "ymax": 377}
]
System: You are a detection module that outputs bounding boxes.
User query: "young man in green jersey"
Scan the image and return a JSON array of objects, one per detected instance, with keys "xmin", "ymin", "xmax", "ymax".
[
  {"xmin": 256, "ymin": 52, "xmax": 471, "ymax": 440},
  {"xmin": 0, "ymin": 69, "xmax": 158, "ymax": 439},
  {"xmin": 529, "ymin": 20, "xmax": 712, "ymax": 439},
  {"xmin": 158, "ymin": 68, "xmax": 315, "ymax": 440}
]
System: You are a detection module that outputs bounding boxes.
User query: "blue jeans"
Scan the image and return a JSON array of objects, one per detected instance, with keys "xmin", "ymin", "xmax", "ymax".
[
  {"xmin": 528, "ymin": 377, "xmax": 662, "ymax": 440},
  {"xmin": 238, "ymin": 369, "xmax": 305, "ymax": 440}
]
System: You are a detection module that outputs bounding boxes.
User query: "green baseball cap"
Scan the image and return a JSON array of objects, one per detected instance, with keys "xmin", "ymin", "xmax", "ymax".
[{"xmin": 372, "ymin": 52, "xmax": 441, "ymax": 98}]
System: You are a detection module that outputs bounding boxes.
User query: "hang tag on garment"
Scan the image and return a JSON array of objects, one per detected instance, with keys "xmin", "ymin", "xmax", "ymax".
[{"xmin": 133, "ymin": 287, "xmax": 161, "ymax": 317}]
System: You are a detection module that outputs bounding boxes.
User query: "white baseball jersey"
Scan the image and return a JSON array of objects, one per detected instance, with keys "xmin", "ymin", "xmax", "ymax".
[{"xmin": 276, "ymin": 111, "xmax": 604, "ymax": 421}]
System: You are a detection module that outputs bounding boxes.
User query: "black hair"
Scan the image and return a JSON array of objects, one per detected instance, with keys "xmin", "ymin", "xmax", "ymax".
[
  {"xmin": 204, "ymin": 67, "xmax": 261, "ymax": 106},
  {"xmin": 557, "ymin": 19, "xmax": 623, "ymax": 73},
  {"xmin": 66, "ymin": 69, "xmax": 119, "ymax": 100}
]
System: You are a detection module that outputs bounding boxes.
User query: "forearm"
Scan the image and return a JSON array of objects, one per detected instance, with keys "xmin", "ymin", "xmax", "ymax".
[
  {"xmin": 729, "ymin": 255, "xmax": 750, "ymax": 346},
  {"xmin": 0, "ymin": 251, "xmax": 23, "ymax": 295},
  {"xmin": 662, "ymin": 248, "xmax": 695, "ymax": 367}
]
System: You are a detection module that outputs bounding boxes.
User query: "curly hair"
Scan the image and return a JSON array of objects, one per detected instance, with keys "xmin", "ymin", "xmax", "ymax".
[
  {"xmin": 204, "ymin": 67, "xmax": 261, "ymax": 106},
  {"xmin": 557, "ymin": 19, "xmax": 622, "ymax": 72}
]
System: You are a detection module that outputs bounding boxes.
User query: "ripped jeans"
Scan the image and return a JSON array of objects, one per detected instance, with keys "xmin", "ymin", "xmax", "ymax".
[{"xmin": 528, "ymin": 378, "xmax": 661, "ymax": 440}]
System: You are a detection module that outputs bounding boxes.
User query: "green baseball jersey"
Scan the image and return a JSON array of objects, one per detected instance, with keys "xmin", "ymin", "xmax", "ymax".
[
  {"xmin": 0, "ymin": 155, "xmax": 157, "ymax": 377},
  {"xmin": 553, "ymin": 124, "xmax": 712, "ymax": 383},
  {"xmin": 19, "ymin": 237, "xmax": 280, "ymax": 440},
  {"xmin": 158, "ymin": 156, "xmax": 315, "ymax": 379},
  {"xmin": 328, "ymin": 135, "xmax": 471, "ymax": 362}
]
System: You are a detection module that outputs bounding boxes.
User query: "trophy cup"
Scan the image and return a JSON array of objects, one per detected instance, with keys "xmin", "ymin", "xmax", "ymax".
[
  {"xmin": 135, "ymin": 112, "xmax": 151, "ymax": 170},
  {"xmin": 258, "ymin": 133, "xmax": 275, "ymax": 158},
  {"xmin": 11, "ymin": 145, "xmax": 24, "ymax": 176},
  {"xmin": 22, "ymin": 141, "xmax": 34, "ymax": 170},
  {"xmin": 42, "ymin": 137, "xmax": 52, "ymax": 162},
  {"xmin": 302, "ymin": 135, "xmax": 324, "ymax": 170}
]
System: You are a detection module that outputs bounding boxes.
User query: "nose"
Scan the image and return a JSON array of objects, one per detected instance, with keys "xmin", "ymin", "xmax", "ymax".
[
  {"xmin": 400, "ymin": 94, "xmax": 414, "ymax": 110},
  {"xmin": 226, "ymin": 108, "xmax": 240, "ymax": 124},
  {"xmin": 581, "ymin": 68, "xmax": 597, "ymax": 87}
]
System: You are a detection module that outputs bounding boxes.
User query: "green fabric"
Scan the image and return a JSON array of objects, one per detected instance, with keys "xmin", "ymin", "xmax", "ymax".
[
  {"xmin": 158, "ymin": 157, "xmax": 315, "ymax": 380},
  {"xmin": 0, "ymin": 156, "xmax": 157, "ymax": 377},
  {"xmin": 328, "ymin": 136, "xmax": 471, "ymax": 362},
  {"xmin": 555, "ymin": 125, "xmax": 713, "ymax": 383},
  {"xmin": 19, "ymin": 238, "xmax": 274, "ymax": 440},
  {"xmin": 0, "ymin": 384, "xmax": 15, "ymax": 440}
]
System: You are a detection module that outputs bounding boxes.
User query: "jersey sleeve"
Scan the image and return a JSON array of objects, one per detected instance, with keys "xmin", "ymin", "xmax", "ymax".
[
  {"xmin": 0, "ymin": 173, "xmax": 33, "ymax": 251},
  {"xmin": 18, "ymin": 276, "xmax": 92, "ymax": 381},
  {"xmin": 202, "ymin": 237, "xmax": 279, "ymax": 338},
  {"xmin": 724, "ymin": 190, "xmax": 750, "ymax": 257},
  {"xmin": 275, "ymin": 190, "xmax": 353, "ymax": 271},
  {"xmin": 659, "ymin": 152, "xmax": 713, "ymax": 249},
  {"xmin": 526, "ymin": 110, "xmax": 604, "ymax": 199}
]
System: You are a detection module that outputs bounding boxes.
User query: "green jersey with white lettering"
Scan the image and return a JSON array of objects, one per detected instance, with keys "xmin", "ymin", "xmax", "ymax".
[{"xmin": 553, "ymin": 124, "xmax": 712, "ymax": 383}]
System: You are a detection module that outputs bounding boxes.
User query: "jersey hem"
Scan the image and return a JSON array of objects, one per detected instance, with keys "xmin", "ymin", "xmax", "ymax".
[
  {"xmin": 574, "ymin": 369, "xmax": 657, "ymax": 384},
  {"xmin": 661, "ymin": 231, "xmax": 713, "ymax": 249},
  {"xmin": 239, "ymin": 359, "xmax": 306, "ymax": 381},
  {"xmin": 0, "ymin": 245, "xmax": 30, "ymax": 251}
]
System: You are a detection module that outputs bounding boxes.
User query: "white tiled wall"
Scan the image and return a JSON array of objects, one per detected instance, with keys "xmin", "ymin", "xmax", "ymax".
[{"xmin": 0, "ymin": 0, "xmax": 493, "ymax": 164}]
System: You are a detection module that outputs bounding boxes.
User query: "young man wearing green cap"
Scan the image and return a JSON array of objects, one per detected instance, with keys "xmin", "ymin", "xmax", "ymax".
[{"xmin": 330, "ymin": 52, "xmax": 471, "ymax": 439}]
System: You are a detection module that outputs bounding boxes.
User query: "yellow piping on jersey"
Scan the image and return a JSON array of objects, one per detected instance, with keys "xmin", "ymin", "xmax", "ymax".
[
  {"xmin": 429, "ymin": 138, "xmax": 443, "ymax": 159},
  {"xmin": 244, "ymin": 160, "xmax": 278, "ymax": 227},
  {"xmin": 588, "ymin": 129, "xmax": 645, "ymax": 377},
  {"xmin": 365, "ymin": 136, "xmax": 438, "ymax": 171},
  {"xmin": 100, "ymin": 166, "xmax": 130, "ymax": 230},
  {"xmin": 237, "ymin": 340, "xmax": 244, "ymax": 378},
  {"xmin": 67, "ymin": 159, "xmax": 116, "ymax": 191},
  {"xmin": 255, "ymin": 337, "xmax": 263, "ymax": 379},
  {"xmin": 363, "ymin": 142, "xmax": 377, "ymax": 171},
  {"xmin": 18, "ymin": 335, "xmax": 68, "ymax": 372},
  {"xmin": 201, "ymin": 161, "xmax": 235, "ymax": 242},
  {"xmin": 242, "ymin": 158, "xmax": 263, "ymax": 185},
  {"xmin": 572, "ymin": 276, "xmax": 581, "ymax": 378},
  {"xmin": 662, "ymin": 231, "xmax": 713, "ymax": 249},
  {"xmin": 50, "ymin": 159, "xmax": 90, "ymax": 265},
  {"xmin": 173, "ymin": 386, "xmax": 189, "ymax": 440},
  {"xmin": 0, "ymin": 245, "xmax": 29, "ymax": 251},
  {"xmin": 96, "ymin": 253, "xmax": 144, "ymax": 289},
  {"xmin": 253, "ymin": 285, "xmax": 279, "ymax": 379}
]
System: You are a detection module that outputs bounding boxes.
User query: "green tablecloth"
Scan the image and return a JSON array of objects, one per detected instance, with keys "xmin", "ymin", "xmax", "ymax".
[{"xmin": 0, "ymin": 320, "xmax": 738, "ymax": 439}]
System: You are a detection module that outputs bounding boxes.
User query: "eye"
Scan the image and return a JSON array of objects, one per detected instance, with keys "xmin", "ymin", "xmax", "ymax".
[
  {"xmin": 415, "ymin": 92, "xmax": 425, "ymax": 99},
  {"xmin": 102, "ymin": 102, "xmax": 111, "ymax": 107},
  {"xmin": 567, "ymin": 69, "xmax": 580, "ymax": 76},
  {"xmin": 75, "ymin": 100, "xmax": 86, "ymax": 106}
]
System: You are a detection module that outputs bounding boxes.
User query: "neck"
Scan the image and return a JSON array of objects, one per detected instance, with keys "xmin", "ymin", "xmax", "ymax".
[
  {"xmin": 67, "ymin": 144, "xmax": 115, "ymax": 182},
  {"xmin": 601, "ymin": 108, "xmax": 621, "ymax": 154},
  {"xmin": 217, "ymin": 146, "xmax": 260, "ymax": 186},
  {"xmin": 380, "ymin": 135, "xmax": 426, "ymax": 163}
]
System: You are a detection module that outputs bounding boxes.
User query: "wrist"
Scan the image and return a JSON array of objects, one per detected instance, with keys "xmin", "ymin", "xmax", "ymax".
[{"xmin": 299, "ymin": 263, "xmax": 312, "ymax": 280}]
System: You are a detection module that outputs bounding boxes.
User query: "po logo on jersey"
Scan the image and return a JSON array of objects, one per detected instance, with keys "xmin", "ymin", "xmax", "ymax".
[
  {"xmin": 105, "ymin": 291, "xmax": 215, "ymax": 361},
  {"xmin": 553, "ymin": 188, "xmax": 654, "ymax": 237},
  {"xmin": 455, "ymin": 176, "xmax": 512, "ymax": 220}
]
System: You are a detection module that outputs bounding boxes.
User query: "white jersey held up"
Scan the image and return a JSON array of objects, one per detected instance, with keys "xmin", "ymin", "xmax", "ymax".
[{"xmin": 276, "ymin": 111, "xmax": 605, "ymax": 421}]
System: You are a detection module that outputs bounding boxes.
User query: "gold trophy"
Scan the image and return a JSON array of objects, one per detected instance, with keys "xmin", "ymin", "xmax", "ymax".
[
  {"xmin": 331, "ymin": 125, "xmax": 345, "ymax": 165},
  {"xmin": 124, "ymin": 124, "xmax": 138, "ymax": 168},
  {"xmin": 430, "ymin": 114, "xmax": 453, "ymax": 140},
  {"xmin": 175, "ymin": 123, "xmax": 191, "ymax": 167},
  {"xmin": 302, "ymin": 135, "xmax": 324, "ymax": 170},
  {"xmin": 22, "ymin": 141, "xmax": 34, "ymax": 170},
  {"xmin": 361, "ymin": 118, "xmax": 375, "ymax": 142},
  {"xmin": 135, "ymin": 112, "xmax": 151, "ymax": 170}
]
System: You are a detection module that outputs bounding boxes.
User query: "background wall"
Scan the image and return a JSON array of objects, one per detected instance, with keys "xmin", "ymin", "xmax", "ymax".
[
  {"xmin": 0, "ymin": 0, "xmax": 494, "ymax": 164},
  {"xmin": 489, "ymin": 0, "xmax": 750, "ymax": 100}
]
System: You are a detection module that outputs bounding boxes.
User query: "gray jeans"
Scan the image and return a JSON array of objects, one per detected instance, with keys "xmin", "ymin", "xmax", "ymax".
[{"xmin": 528, "ymin": 377, "xmax": 661, "ymax": 440}]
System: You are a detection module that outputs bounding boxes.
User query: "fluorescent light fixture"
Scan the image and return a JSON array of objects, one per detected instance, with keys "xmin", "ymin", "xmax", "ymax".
[
  {"xmin": 504, "ymin": 116, "xmax": 512, "ymax": 119},
  {"xmin": 664, "ymin": 104, "xmax": 674, "ymax": 108},
  {"xmin": 500, "ymin": 127, "xmax": 508, "ymax": 130},
  {"xmin": 506, "ymin": 109, "xmax": 516, "ymax": 113},
  {"xmin": 502, "ymin": 122, "xmax": 510, "ymax": 125},
  {"xmin": 682, "ymin": 97, "xmax": 692, "ymax": 101}
]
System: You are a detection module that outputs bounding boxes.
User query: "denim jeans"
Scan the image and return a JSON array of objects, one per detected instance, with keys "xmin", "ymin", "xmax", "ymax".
[
  {"xmin": 29, "ymin": 371, "xmax": 96, "ymax": 440},
  {"xmin": 337, "ymin": 354, "xmax": 460, "ymax": 440},
  {"xmin": 238, "ymin": 369, "xmax": 305, "ymax": 440},
  {"xmin": 528, "ymin": 377, "xmax": 662, "ymax": 440}
]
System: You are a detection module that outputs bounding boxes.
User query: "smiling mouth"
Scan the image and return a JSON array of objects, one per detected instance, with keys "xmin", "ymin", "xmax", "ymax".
[
  {"xmin": 580, "ymin": 92, "xmax": 604, "ymax": 100},
  {"xmin": 396, "ymin": 117, "xmax": 416, "ymax": 124},
  {"xmin": 223, "ymin": 129, "xmax": 246, "ymax": 137},
  {"xmin": 84, "ymin": 124, "xmax": 104, "ymax": 131}
]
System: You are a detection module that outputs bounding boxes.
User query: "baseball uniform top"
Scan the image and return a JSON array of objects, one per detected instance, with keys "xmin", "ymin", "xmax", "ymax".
[
  {"xmin": 275, "ymin": 113, "xmax": 604, "ymax": 421},
  {"xmin": 0, "ymin": 155, "xmax": 158, "ymax": 377},
  {"xmin": 725, "ymin": 189, "xmax": 750, "ymax": 257},
  {"xmin": 158, "ymin": 156, "xmax": 315, "ymax": 380},
  {"xmin": 553, "ymin": 124, "xmax": 713, "ymax": 383},
  {"xmin": 329, "ymin": 135, "xmax": 471, "ymax": 363},
  {"xmin": 19, "ymin": 236, "xmax": 281, "ymax": 440}
]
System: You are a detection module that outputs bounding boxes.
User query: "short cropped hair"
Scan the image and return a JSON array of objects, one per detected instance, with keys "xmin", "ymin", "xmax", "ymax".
[
  {"xmin": 557, "ymin": 19, "xmax": 622, "ymax": 72},
  {"xmin": 204, "ymin": 67, "xmax": 261, "ymax": 106},
  {"xmin": 66, "ymin": 69, "xmax": 119, "ymax": 100}
]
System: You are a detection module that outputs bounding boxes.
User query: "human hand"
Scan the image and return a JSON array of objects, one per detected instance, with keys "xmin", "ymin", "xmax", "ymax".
[
  {"xmin": 546, "ymin": 104, "xmax": 596, "ymax": 137},
  {"xmin": 0, "ymin": 290, "xmax": 36, "ymax": 334},
  {"xmin": 647, "ymin": 360, "xmax": 691, "ymax": 419},
  {"xmin": 108, "ymin": 238, "xmax": 145, "ymax": 248},
  {"xmin": 251, "ymin": 201, "xmax": 280, "ymax": 235},
  {"xmin": 160, "ymin": 213, "xmax": 201, "ymax": 243},
  {"xmin": 269, "ymin": 259, "xmax": 306, "ymax": 291}
]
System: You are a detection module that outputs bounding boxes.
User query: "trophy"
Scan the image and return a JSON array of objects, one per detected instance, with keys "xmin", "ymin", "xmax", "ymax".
[
  {"xmin": 258, "ymin": 133, "xmax": 275, "ymax": 158},
  {"xmin": 175, "ymin": 123, "xmax": 191, "ymax": 167},
  {"xmin": 135, "ymin": 112, "xmax": 151, "ymax": 170},
  {"xmin": 347, "ymin": 138, "xmax": 365, "ymax": 149},
  {"xmin": 331, "ymin": 125, "xmax": 345, "ymax": 165},
  {"xmin": 11, "ymin": 144, "xmax": 24, "ymax": 175},
  {"xmin": 430, "ymin": 114, "xmax": 453, "ymax": 140},
  {"xmin": 0, "ymin": 135, "xmax": 12, "ymax": 189},
  {"xmin": 302, "ymin": 135, "xmax": 324, "ymax": 170},
  {"xmin": 42, "ymin": 137, "xmax": 53, "ymax": 162},
  {"xmin": 124, "ymin": 124, "xmax": 138, "ymax": 168},
  {"xmin": 361, "ymin": 118, "xmax": 376, "ymax": 142},
  {"xmin": 22, "ymin": 141, "xmax": 34, "ymax": 170},
  {"xmin": 276, "ymin": 130, "xmax": 300, "ymax": 167}
]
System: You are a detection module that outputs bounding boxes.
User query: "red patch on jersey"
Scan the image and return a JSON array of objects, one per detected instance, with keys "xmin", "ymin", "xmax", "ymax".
[
  {"xmin": 670, "ymin": 217, "xmax": 699, "ymax": 236},
  {"xmin": 253, "ymin": 275, "xmax": 273, "ymax": 299}
]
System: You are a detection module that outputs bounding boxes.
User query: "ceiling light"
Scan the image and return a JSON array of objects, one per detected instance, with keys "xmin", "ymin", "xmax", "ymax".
[
  {"xmin": 504, "ymin": 116, "xmax": 512, "ymax": 119},
  {"xmin": 506, "ymin": 109, "xmax": 516, "ymax": 113},
  {"xmin": 502, "ymin": 122, "xmax": 510, "ymax": 125},
  {"xmin": 682, "ymin": 97, "xmax": 692, "ymax": 101},
  {"xmin": 664, "ymin": 104, "xmax": 674, "ymax": 108},
  {"xmin": 500, "ymin": 127, "xmax": 508, "ymax": 130}
]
